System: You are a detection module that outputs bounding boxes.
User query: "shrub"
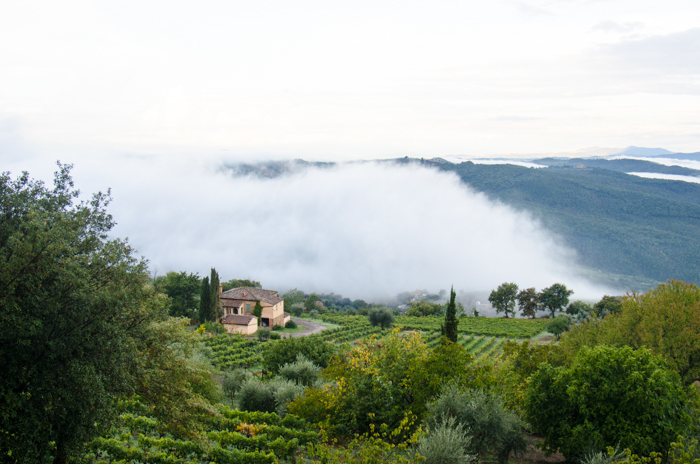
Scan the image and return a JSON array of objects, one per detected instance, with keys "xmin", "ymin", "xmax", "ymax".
[
  {"xmin": 262, "ymin": 335, "xmax": 336, "ymax": 374},
  {"xmin": 270, "ymin": 378, "xmax": 305, "ymax": 417},
  {"xmin": 237, "ymin": 377, "xmax": 276, "ymax": 413},
  {"xmin": 204, "ymin": 320, "xmax": 227, "ymax": 334},
  {"xmin": 426, "ymin": 385, "xmax": 527, "ymax": 463},
  {"xmin": 272, "ymin": 325, "xmax": 284, "ymax": 331},
  {"xmin": 309, "ymin": 309, "xmax": 319, "ymax": 318},
  {"xmin": 278, "ymin": 354, "xmax": 322, "ymax": 387},
  {"xmin": 257, "ymin": 327, "xmax": 271, "ymax": 341},
  {"xmin": 526, "ymin": 345, "xmax": 690, "ymax": 460},
  {"xmin": 368, "ymin": 306, "xmax": 395, "ymax": 330},
  {"xmin": 221, "ymin": 368, "xmax": 252, "ymax": 406},
  {"xmin": 547, "ymin": 315, "xmax": 572, "ymax": 340},
  {"xmin": 290, "ymin": 303, "xmax": 305, "ymax": 317},
  {"xmin": 285, "ymin": 320, "xmax": 297, "ymax": 329},
  {"xmin": 269, "ymin": 332, "xmax": 281, "ymax": 340},
  {"xmin": 417, "ymin": 416, "xmax": 477, "ymax": 464}
]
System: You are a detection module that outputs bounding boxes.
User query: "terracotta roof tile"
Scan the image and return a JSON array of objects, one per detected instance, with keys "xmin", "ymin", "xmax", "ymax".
[{"xmin": 220, "ymin": 287, "xmax": 283, "ymax": 305}]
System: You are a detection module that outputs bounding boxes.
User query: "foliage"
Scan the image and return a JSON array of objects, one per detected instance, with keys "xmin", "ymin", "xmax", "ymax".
[
  {"xmin": 417, "ymin": 417, "xmax": 476, "ymax": 464},
  {"xmin": 155, "ymin": 271, "xmax": 202, "ymax": 318},
  {"xmin": 283, "ymin": 288, "xmax": 306, "ymax": 307},
  {"xmin": 199, "ymin": 276, "xmax": 211, "ymax": 323},
  {"xmin": 489, "ymin": 282, "xmax": 519, "ymax": 318},
  {"xmin": 567, "ymin": 300, "xmax": 593, "ymax": 317},
  {"xmin": 442, "ymin": 286, "xmax": 460, "ymax": 343},
  {"xmin": 262, "ymin": 335, "xmax": 337, "ymax": 374},
  {"xmin": 593, "ymin": 295, "xmax": 623, "ymax": 318},
  {"xmin": 278, "ymin": 354, "xmax": 323, "ymax": 387},
  {"xmin": 290, "ymin": 302, "xmax": 305, "ymax": 317},
  {"xmin": 238, "ymin": 377, "xmax": 278, "ymax": 413},
  {"xmin": 272, "ymin": 324, "xmax": 283, "ymax": 330},
  {"xmin": 203, "ymin": 320, "xmax": 226, "ymax": 334},
  {"xmin": 547, "ymin": 315, "xmax": 572, "ymax": 339},
  {"xmin": 397, "ymin": 315, "xmax": 549, "ymax": 338},
  {"xmin": 426, "ymin": 385, "xmax": 527, "ymax": 463},
  {"xmin": 257, "ymin": 327, "xmax": 271, "ymax": 341},
  {"xmin": 539, "ymin": 283, "xmax": 573, "ymax": 317},
  {"xmin": 407, "ymin": 300, "xmax": 445, "ymax": 317},
  {"xmin": 560, "ymin": 280, "xmax": 700, "ymax": 385},
  {"xmin": 517, "ymin": 287, "xmax": 539, "ymax": 318},
  {"xmin": 0, "ymin": 164, "xmax": 172, "ymax": 463},
  {"xmin": 210, "ymin": 268, "xmax": 222, "ymax": 322},
  {"xmin": 526, "ymin": 345, "xmax": 690, "ymax": 460},
  {"xmin": 368, "ymin": 306, "xmax": 395, "ymax": 329},
  {"xmin": 222, "ymin": 369, "xmax": 252, "ymax": 406},
  {"xmin": 309, "ymin": 309, "xmax": 319, "ymax": 318},
  {"xmin": 222, "ymin": 278, "xmax": 262, "ymax": 291},
  {"xmin": 270, "ymin": 332, "xmax": 281, "ymax": 340},
  {"xmin": 200, "ymin": 334, "xmax": 265, "ymax": 369},
  {"xmin": 286, "ymin": 320, "xmax": 298, "ymax": 329},
  {"xmin": 305, "ymin": 293, "xmax": 321, "ymax": 312}
]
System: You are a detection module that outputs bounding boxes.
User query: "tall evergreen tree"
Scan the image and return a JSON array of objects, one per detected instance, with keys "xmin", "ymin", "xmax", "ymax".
[
  {"xmin": 199, "ymin": 276, "xmax": 211, "ymax": 323},
  {"xmin": 210, "ymin": 268, "xmax": 222, "ymax": 322},
  {"xmin": 441, "ymin": 286, "xmax": 459, "ymax": 343}
]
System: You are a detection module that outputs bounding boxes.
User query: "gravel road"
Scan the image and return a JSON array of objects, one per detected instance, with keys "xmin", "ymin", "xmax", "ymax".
[{"xmin": 289, "ymin": 318, "xmax": 327, "ymax": 338}]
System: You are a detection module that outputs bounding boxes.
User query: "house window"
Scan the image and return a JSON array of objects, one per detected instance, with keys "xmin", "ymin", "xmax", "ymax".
[{"xmin": 246, "ymin": 303, "xmax": 251, "ymax": 314}]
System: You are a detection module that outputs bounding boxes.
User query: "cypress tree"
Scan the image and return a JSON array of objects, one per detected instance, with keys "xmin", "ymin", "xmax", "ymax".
[
  {"xmin": 199, "ymin": 276, "xmax": 211, "ymax": 323},
  {"xmin": 443, "ymin": 286, "xmax": 459, "ymax": 343},
  {"xmin": 210, "ymin": 268, "xmax": 222, "ymax": 322}
]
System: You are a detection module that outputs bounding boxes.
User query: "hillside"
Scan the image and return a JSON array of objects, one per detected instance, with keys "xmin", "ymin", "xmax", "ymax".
[{"xmin": 429, "ymin": 160, "xmax": 700, "ymax": 287}]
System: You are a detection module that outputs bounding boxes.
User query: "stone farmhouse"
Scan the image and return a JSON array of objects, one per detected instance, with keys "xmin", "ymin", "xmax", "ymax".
[{"xmin": 219, "ymin": 287, "xmax": 290, "ymax": 335}]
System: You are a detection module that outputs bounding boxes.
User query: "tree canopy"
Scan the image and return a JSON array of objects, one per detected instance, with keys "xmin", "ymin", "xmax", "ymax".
[
  {"xmin": 0, "ymin": 165, "xmax": 165, "ymax": 463},
  {"xmin": 489, "ymin": 282, "xmax": 519, "ymax": 318},
  {"xmin": 538, "ymin": 283, "xmax": 573, "ymax": 317}
]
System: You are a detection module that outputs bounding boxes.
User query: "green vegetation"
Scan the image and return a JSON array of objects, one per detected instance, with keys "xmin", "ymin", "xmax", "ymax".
[
  {"xmin": 397, "ymin": 315, "xmax": 549, "ymax": 338},
  {"xmin": 368, "ymin": 306, "xmax": 395, "ymax": 329},
  {"xmin": 442, "ymin": 286, "xmax": 460, "ymax": 342},
  {"xmin": 489, "ymin": 283, "xmax": 519, "ymax": 318}
]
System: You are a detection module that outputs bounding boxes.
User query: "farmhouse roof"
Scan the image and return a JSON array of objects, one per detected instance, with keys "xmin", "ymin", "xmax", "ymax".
[
  {"xmin": 221, "ymin": 314, "xmax": 256, "ymax": 325},
  {"xmin": 220, "ymin": 287, "xmax": 283, "ymax": 305},
  {"xmin": 221, "ymin": 300, "xmax": 243, "ymax": 308}
]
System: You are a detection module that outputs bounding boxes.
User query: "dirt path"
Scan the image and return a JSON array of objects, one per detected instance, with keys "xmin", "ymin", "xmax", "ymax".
[{"xmin": 290, "ymin": 318, "xmax": 327, "ymax": 338}]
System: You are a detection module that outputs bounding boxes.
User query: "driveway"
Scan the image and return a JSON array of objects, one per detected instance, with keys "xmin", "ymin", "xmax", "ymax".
[{"xmin": 289, "ymin": 318, "xmax": 327, "ymax": 338}]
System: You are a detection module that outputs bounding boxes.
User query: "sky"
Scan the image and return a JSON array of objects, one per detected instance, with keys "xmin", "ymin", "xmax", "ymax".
[
  {"xmin": 1, "ymin": 0, "xmax": 700, "ymax": 160},
  {"xmin": 2, "ymin": 0, "xmax": 697, "ymax": 301}
]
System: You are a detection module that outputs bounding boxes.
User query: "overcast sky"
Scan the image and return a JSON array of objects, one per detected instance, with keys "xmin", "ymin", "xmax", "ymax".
[{"xmin": 1, "ymin": 0, "xmax": 699, "ymax": 161}]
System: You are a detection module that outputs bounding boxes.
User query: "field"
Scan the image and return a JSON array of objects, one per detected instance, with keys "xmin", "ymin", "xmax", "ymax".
[
  {"xmin": 82, "ymin": 399, "xmax": 319, "ymax": 463},
  {"xmin": 396, "ymin": 315, "xmax": 549, "ymax": 338},
  {"xmin": 201, "ymin": 314, "xmax": 548, "ymax": 369}
]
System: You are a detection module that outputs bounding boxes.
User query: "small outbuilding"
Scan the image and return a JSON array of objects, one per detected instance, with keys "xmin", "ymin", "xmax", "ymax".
[{"xmin": 221, "ymin": 314, "xmax": 258, "ymax": 335}]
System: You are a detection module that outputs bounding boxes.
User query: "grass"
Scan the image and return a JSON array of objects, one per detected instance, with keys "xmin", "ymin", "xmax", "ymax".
[{"xmin": 293, "ymin": 317, "xmax": 343, "ymax": 329}]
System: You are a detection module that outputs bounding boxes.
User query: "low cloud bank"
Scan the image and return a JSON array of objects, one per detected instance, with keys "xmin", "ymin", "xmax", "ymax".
[{"xmin": 8, "ymin": 154, "xmax": 615, "ymax": 301}]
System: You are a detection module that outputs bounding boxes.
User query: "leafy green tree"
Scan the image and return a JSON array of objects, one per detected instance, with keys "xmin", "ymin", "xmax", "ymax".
[
  {"xmin": 526, "ymin": 345, "xmax": 690, "ymax": 461},
  {"xmin": 221, "ymin": 278, "xmax": 261, "ymax": 291},
  {"xmin": 199, "ymin": 276, "xmax": 211, "ymax": 322},
  {"xmin": 593, "ymin": 295, "xmax": 622, "ymax": 318},
  {"xmin": 407, "ymin": 300, "xmax": 445, "ymax": 317},
  {"xmin": 158, "ymin": 271, "xmax": 201, "ymax": 318},
  {"xmin": 489, "ymin": 282, "xmax": 519, "ymax": 318},
  {"xmin": 538, "ymin": 283, "xmax": 573, "ymax": 317},
  {"xmin": 561, "ymin": 280, "xmax": 700, "ymax": 385},
  {"xmin": 546, "ymin": 315, "xmax": 572, "ymax": 340},
  {"xmin": 283, "ymin": 288, "xmax": 306, "ymax": 308},
  {"xmin": 368, "ymin": 306, "xmax": 395, "ymax": 330},
  {"xmin": 0, "ymin": 165, "xmax": 165, "ymax": 463},
  {"xmin": 254, "ymin": 300, "xmax": 263, "ymax": 325},
  {"xmin": 263, "ymin": 336, "xmax": 337, "ymax": 374},
  {"xmin": 305, "ymin": 293, "xmax": 321, "ymax": 312},
  {"xmin": 209, "ymin": 268, "xmax": 221, "ymax": 322},
  {"xmin": 221, "ymin": 369, "xmax": 252, "ymax": 407},
  {"xmin": 516, "ymin": 287, "xmax": 539, "ymax": 318},
  {"xmin": 278, "ymin": 354, "xmax": 323, "ymax": 387},
  {"xmin": 441, "ymin": 286, "xmax": 459, "ymax": 343},
  {"xmin": 566, "ymin": 300, "xmax": 592, "ymax": 316},
  {"xmin": 290, "ymin": 302, "xmax": 305, "ymax": 317}
]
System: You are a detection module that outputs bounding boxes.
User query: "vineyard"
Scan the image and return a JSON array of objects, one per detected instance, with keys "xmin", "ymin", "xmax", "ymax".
[
  {"xmin": 396, "ymin": 315, "xmax": 549, "ymax": 338},
  {"xmin": 80, "ymin": 398, "xmax": 319, "ymax": 463}
]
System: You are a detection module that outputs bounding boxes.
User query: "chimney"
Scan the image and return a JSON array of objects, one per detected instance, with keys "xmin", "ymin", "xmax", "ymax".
[{"xmin": 219, "ymin": 284, "xmax": 223, "ymax": 295}]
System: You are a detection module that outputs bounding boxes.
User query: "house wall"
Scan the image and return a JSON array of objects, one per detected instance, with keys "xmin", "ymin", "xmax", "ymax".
[
  {"xmin": 223, "ymin": 321, "xmax": 258, "ymax": 335},
  {"xmin": 262, "ymin": 301, "xmax": 285, "ymax": 327}
]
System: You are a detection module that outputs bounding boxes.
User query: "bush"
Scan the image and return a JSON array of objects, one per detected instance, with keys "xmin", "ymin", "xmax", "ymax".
[
  {"xmin": 309, "ymin": 309, "xmax": 319, "ymax": 318},
  {"xmin": 270, "ymin": 377, "xmax": 305, "ymax": 417},
  {"xmin": 290, "ymin": 303, "xmax": 305, "ymax": 317},
  {"xmin": 417, "ymin": 417, "xmax": 477, "ymax": 464},
  {"xmin": 269, "ymin": 332, "xmax": 281, "ymax": 340},
  {"xmin": 257, "ymin": 327, "xmax": 271, "ymax": 341},
  {"xmin": 526, "ymin": 345, "xmax": 690, "ymax": 460},
  {"xmin": 237, "ymin": 377, "xmax": 276, "ymax": 413},
  {"xmin": 278, "ymin": 354, "xmax": 322, "ymax": 387},
  {"xmin": 272, "ymin": 325, "xmax": 284, "ymax": 331},
  {"xmin": 204, "ymin": 320, "xmax": 227, "ymax": 334},
  {"xmin": 547, "ymin": 314, "xmax": 572, "ymax": 340},
  {"xmin": 262, "ymin": 335, "xmax": 337, "ymax": 374},
  {"xmin": 368, "ymin": 306, "xmax": 395, "ymax": 330},
  {"xmin": 426, "ymin": 385, "xmax": 527, "ymax": 463},
  {"xmin": 221, "ymin": 368, "xmax": 252, "ymax": 406},
  {"xmin": 285, "ymin": 320, "xmax": 297, "ymax": 329}
]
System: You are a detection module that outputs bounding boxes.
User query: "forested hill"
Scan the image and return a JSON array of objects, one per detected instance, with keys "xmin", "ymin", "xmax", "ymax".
[
  {"xmin": 531, "ymin": 157, "xmax": 700, "ymax": 177},
  {"xmin": 426, "ymin": 160, "xmax": 700, "ymax": 288}
]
